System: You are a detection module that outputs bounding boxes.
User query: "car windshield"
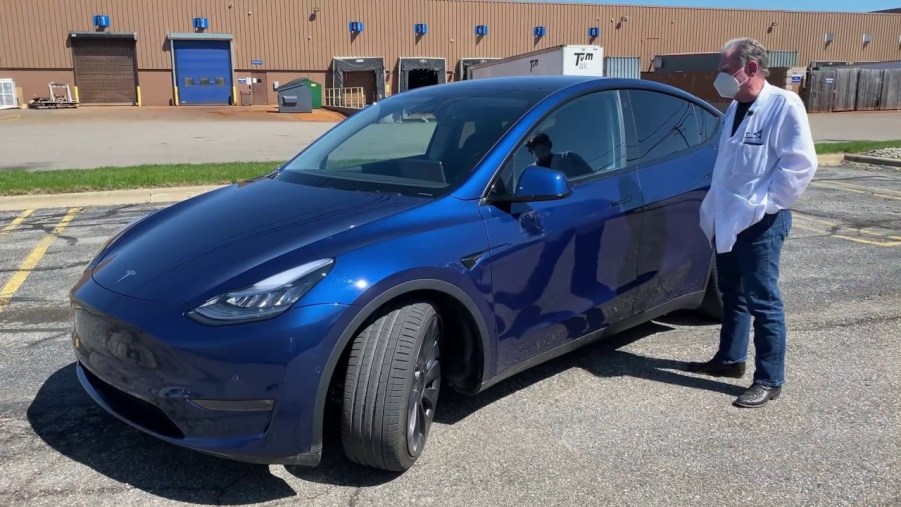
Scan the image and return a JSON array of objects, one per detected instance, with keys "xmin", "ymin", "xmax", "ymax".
[{"xmin": 276, "ymin": 85, "xmax": 551, "ymax": 197}]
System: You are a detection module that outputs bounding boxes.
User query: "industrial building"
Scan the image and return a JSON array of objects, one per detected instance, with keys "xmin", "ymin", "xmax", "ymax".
[{"xmin": 1, "ymin": 0, "xmax": 899, "ymax": 108}]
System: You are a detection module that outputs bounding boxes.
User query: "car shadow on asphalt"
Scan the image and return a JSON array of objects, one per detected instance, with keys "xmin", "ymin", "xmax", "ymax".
[
  {"xmin": 27, "ymin": 363, "xmax": 298, "ymax": 505},
  {"xmin": 28, "ymin": 364, "xmax": 420, "ymax": 497},
  {"xmin": 27, "ymin": 313, "xmax": 739, "ymax": 498},
  {"xmin": 434, "ymin": 312, "xmax": 745, "ymax": 426}
]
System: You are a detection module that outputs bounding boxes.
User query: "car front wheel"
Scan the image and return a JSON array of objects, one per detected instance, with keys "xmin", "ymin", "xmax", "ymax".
[{"xmin": 341, "ymin": 302, "xmax": 442, "ymax": 471}]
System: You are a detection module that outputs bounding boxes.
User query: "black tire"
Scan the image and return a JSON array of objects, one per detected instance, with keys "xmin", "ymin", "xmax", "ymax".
[
  {"xmin": 341, "ymin": 302, "xmax": 442, "ymax": 472},
  {"xmin": 697, "ymin": 255, "xmax": 724, "ymax": 321}
]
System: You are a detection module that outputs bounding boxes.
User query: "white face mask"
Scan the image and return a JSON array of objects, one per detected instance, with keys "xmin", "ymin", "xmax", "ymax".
[{"xmin": 714, "ymin": 69, "xmax": 748, "ymax": 99}]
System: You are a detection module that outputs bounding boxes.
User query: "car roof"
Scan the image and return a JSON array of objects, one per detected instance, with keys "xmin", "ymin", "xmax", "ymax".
[
  {"xmin": 394, "ymin": 75, "xmax": 597, "ymax": 101},
  {"xmin": 393, "ymin": 76, "xmax": 716, "ymax": 113}
]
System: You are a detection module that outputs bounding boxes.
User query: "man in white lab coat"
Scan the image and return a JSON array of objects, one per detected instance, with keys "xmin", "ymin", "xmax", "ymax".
[{"xmin": 687, "ymin": 38, "xmax": 818, "ymax": 408}]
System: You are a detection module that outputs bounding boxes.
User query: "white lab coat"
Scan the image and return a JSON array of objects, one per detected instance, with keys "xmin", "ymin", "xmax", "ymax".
[{"xmin": 699, "ymin": 81, "xmax": 818, "ymax": 253}]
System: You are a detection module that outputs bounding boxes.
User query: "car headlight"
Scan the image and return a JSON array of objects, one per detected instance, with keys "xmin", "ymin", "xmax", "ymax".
[{"xmin": 187, "ymin": 258, "xmax": 334, "ymax": 325}]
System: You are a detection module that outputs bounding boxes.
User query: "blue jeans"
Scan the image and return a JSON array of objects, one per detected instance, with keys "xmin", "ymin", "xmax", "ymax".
[{"xmin": 713, "ymin": 210, "xmax": 792, "ymax": 387}]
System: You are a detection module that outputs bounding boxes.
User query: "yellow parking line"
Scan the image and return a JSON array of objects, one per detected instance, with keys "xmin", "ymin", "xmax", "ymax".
[
  {"xmin": 816, "ymin": 180, "xmax": 901, "ymax": 197},
  {"xmin": 0, "ymin": 208, "xmax": 81, "ymax": 312},
  {"xmin": 0, "ymin": 209, "xmax": 34, "ymax": 236},
  {"xmin": 793, "ymin": 215, "xmax": 901, "ymax": 247},
  {"xmin": 0, "ymin": 114, "xmax": 21, "ymax": 123},
  {"xmin": 811, "ymin": 181, "xmax": 901, "ymax": 201},
  {"xmin": 796, "ymin": 214, "xmax": 901, "ymax": 241},
  {"xmin": 832, "ymin": 234, "xmax": 901, "ymax": 247}
]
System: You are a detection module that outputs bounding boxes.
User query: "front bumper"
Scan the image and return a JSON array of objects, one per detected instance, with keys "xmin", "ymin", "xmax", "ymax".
[{"xmin": 70, "ymin": 276, "xmax": 350, "ymax": 465}]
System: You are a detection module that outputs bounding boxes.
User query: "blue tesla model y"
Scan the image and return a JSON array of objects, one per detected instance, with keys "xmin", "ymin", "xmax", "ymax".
[{"xmin": 70, "ymin": 76, "xmax": 725, "ymax": 472}]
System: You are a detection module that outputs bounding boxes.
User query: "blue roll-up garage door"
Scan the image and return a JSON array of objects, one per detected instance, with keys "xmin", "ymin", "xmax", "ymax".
[{"xmin": 173, "ymin": 40, "xmax": 233, "ymax": 105}]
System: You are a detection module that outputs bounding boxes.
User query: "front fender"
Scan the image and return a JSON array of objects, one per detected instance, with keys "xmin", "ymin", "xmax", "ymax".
[{"xmin": 303, "ymin": 270, "xmax": 496, "ymax": 458}]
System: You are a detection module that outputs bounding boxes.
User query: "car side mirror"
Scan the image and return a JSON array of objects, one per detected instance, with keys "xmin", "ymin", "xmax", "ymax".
[{"xmin": 494, "ymin": 165, "xmax": 572, "ymax": 203}]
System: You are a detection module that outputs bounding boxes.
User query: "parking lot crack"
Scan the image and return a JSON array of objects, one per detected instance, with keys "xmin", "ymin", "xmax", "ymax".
[
  {"xmin": 794, "ymin": 313, "xmax": 901, "ymax": 333},
  {"xmin": 305, "ymin": 485, "xmax": 335, "ymax": 501},
  {"xmin": 214, "ymin": 468, "xmax": 257, "ymax": 505},
  {"xmin": 348, "ymin": 487, "xmax": 364, "ymax": 507}
]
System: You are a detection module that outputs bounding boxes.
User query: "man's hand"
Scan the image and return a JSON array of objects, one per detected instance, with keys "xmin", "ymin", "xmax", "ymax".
[{"xmin": 766, "ymin": 94, "xmax": 818, "ymax": 213}]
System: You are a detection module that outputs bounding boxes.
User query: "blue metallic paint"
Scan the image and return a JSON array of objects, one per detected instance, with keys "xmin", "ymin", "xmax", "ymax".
[
  {"xmin": 512, "ymin": 165, "xmax": 573, "ymax": 200},
  {"xmin": 480, "ymin": 169, "xmax": 645, "ymax": 372},
  {"xmin": 69, "ymin": 75, "xmax": 723, "ymax": 467},
  {"xmin": 72, "ymin": 272, "xmax": 351, "ymax": 464},
  {"xmin": 633, "ymin": 147, "xmax": 718, "ymax": 314}
]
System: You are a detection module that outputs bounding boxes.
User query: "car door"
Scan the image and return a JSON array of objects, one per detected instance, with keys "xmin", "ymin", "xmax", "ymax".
[
  {"xmin": 620, "ymin": 88, "xmax": 722, "ymax": 314},
  {"xmin": 478, "ymin": 90, "xmax": 645, "ymax": 373}
]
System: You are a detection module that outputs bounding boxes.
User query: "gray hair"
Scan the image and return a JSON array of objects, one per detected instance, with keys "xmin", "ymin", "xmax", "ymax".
[{"xmin": 722, "ymin": 38, "xmax": 770, "ymax": 76}]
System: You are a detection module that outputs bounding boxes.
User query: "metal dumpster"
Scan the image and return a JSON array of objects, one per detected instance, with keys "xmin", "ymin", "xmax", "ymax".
[{"xmin": 277, "ymin": 78, "xmax": 313, "ymax": 113}]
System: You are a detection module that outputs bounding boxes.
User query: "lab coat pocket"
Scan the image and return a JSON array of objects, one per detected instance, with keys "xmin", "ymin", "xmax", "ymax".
[{"xmin": 735, "ymin": 142, "xmax": 766, "ymax": 177}]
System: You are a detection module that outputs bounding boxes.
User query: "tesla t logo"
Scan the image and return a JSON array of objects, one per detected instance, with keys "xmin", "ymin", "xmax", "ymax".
[
  {"xmin": 529, "ymin": 59, "xmax": 539, "ymax": 72},
  {"xmin": 117, "ymin": 270, "xmax": 136, "ymax": 283},
  {"xmin": 574, "ymin": 52, "xmax": 594, "ymax": 66}
]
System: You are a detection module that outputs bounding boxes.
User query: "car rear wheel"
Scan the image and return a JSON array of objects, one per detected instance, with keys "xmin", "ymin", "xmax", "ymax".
[{"xmin": 341, "ymin": 302, "xmax": 442, "ymax": 471}]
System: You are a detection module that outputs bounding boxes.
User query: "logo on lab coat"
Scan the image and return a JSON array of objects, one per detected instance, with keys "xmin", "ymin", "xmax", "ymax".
[{"xmin": 743, "ymin": 129, "xmax": 764, "ymax": 145}]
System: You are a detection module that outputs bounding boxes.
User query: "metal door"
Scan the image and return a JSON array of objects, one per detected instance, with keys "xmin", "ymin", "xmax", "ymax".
[
  {"xmin": 71, "ymin": 38, "xmax": 138, "ymax": 104},
  {"xmin": 174, "ymin": 40, "xmax": 233, "ymax": 105}
]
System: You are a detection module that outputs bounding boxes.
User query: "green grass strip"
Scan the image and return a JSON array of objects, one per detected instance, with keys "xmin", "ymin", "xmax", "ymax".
[
  {"xmin": 0, "ymin": 161, "xmax": 282, "ymax": 196},
  {"xmin": 814, "ymin": 140, "xmax": 901, "ymax": 155},
  {"xmin": 2, "ymin": 140, "xmax": 899, "ymax": 196}
]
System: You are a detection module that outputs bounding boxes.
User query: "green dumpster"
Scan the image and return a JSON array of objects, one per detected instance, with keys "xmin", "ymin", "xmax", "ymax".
[{"xmin": 299, "ymin": 78, "xmax": 322, "ymax": 109}]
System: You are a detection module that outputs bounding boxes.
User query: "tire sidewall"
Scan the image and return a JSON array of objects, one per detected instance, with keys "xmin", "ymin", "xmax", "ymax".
[{"xmin": 398, "ymin": 306, "xmax": 442, "ymax": 466}]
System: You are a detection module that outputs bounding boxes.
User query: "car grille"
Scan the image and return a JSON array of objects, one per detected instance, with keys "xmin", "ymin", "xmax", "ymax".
[{"xmin": 81, "ymin": 364, "xmax": 185, "ymax": 439}]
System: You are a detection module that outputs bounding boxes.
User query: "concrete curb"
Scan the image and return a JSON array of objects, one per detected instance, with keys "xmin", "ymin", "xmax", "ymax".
[
  {"xmin": 0, "ymin": 185, "xmax": 224, "ymax": 211},
  {"xmin": 843, "ymin": 154, "xmax": 901, "ymax": 168},
  {"xmin": 817, "ymin": 153, "xmax": 846, "ymax": 166}
]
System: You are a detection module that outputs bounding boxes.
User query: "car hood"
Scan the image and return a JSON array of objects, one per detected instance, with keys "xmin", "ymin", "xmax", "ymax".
[{"xmin": 91, "ymin": 178, "xmax": 428, "ymax": 306}]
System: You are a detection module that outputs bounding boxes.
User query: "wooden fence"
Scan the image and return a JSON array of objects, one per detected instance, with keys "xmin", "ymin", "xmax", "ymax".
[
  {"xmin": 642, "ymin": 66, "xmax": 900, "ymax": 113},
  {"xmin": 640, "ymin": 68, "xmax": 797, "ymax": 113},
  {"xmin": 802, "ymin": 68, "xmax": 901, "ymax": 113}
]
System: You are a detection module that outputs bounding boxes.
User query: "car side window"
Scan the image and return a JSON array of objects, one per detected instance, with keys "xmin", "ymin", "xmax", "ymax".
[
  {"xmin": 494, "ymin": 90, "xmax": 627, "ymax": 193},
  {"xmin": 622, "ymin": 89, "xmax": 702, "ymax": 166},
  {"xmin": 695, "ymin": 105, "xmax": 722, "ymax": 143}
]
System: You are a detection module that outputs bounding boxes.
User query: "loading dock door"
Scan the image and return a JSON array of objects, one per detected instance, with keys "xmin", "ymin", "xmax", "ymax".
[
  {"xmin": 173, "ymin": 40, "xmax": 233, "ymax": 105},
  {"xmin": 344, "ymin": 71, "xmax": 378, "ymax": 105},
  {"xmin": 398, "ymin": 58, "xmax": 446, "ymax": 93},
  {"xmin": 71, "ymin": 37, "xmax": 138, "ymax": 104},
  {"xmin": 332, "ymin": 57, "xmax": 386, "ymax": 104}
]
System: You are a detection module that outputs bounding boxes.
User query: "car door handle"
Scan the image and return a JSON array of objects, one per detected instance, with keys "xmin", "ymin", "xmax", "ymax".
[{"xmin": 610, "ymin": 194, "xmax": 632, "ymax": 207}]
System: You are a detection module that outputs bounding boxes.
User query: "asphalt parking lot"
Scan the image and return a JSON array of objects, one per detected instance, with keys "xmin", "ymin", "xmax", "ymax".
[
  {"xmin": 0, "ymin": 107, "xmax": 338, "ymax": 170},
  {"xmin": 0, "ymin": 164, "xmax": 899, "ymax": 506}
]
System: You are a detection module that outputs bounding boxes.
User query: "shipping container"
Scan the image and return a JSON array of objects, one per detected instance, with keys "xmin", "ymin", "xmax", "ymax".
[
  {"xmin": 834, "ymin": 60, "xmax": 901, "ymax": 70},
  {"xmin": 654, "ymin": 49, "xmax": 799, "ymax": 73},
  {"xmin": 470, "ymin": 45, "xmax": 604, "ymax": 79},
  {"xmin": 653, "ymin": 53, "xmax": 720, "ymax": 73}
]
